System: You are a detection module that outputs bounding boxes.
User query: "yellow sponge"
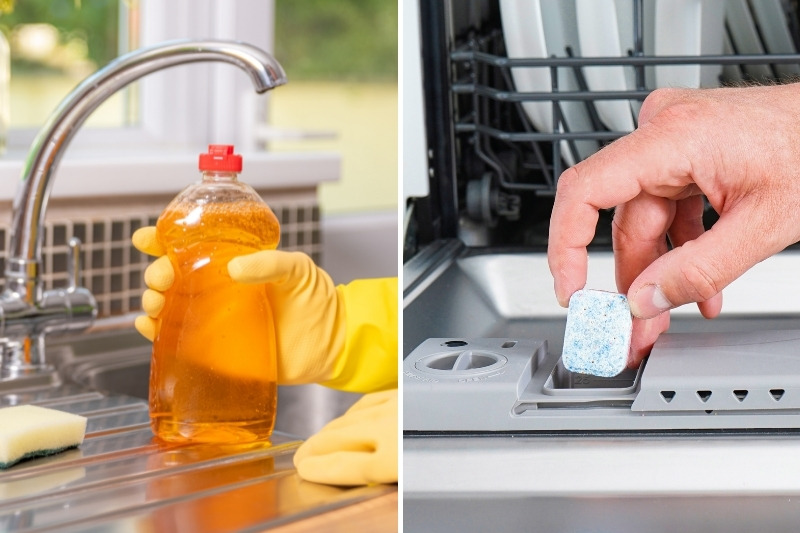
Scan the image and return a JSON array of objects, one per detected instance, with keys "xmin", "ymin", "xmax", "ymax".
[{"xmin": 0, "ymin": 405, "xmax": 87, "ymax": 469}]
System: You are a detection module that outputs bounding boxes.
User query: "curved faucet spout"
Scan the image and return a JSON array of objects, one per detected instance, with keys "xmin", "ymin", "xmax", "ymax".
[{"xmin": 7, "ymin": 39, "xmax": 287, "ymax": 302}]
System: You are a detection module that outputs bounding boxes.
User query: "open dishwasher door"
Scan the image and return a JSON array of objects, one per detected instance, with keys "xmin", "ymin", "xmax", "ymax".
[{"xmin": 403, "ymin": 1, "xmax": 800, "ymax": 531}]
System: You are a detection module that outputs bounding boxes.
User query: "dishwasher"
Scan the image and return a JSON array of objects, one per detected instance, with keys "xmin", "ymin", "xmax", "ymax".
[{"xmin": 403, "ymin": 1, "xmax": 800, "ymax": 531}]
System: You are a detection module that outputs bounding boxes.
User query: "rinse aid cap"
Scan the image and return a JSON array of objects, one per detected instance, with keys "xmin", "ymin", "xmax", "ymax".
[{"xmin": 199, "ymin": 144, "xmax": 243, "ymax": 172}]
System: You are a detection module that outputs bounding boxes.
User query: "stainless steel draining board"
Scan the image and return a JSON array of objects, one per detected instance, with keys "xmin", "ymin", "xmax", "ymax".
[{"xmin": 0, "ymin": 380, "xmax": 390, "ymax": 532}]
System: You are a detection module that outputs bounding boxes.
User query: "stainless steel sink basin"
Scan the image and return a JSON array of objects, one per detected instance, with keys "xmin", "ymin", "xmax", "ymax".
[{"xmin": 49, "ymin": 324, "xmax": 361, "ymax": 439}]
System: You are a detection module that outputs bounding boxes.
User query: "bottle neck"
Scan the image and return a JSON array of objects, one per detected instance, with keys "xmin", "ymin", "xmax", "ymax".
[{"xmin": 202, "ymin": 170, "xmax": 239, "ymax": 182}]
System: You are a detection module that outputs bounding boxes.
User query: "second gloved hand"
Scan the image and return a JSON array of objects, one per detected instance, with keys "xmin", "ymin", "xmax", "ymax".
[{"xmin": 293, "ymin": 389, "xmax": 397, "ymax": 486}]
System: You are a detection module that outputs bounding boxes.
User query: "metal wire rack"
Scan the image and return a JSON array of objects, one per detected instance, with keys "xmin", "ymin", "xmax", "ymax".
[{"xmin": 449, "ymin": 0, "xmax": 800, "ymax": 206}]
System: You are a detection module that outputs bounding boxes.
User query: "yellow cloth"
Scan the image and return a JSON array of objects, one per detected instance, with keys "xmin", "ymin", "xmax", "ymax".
[
  {"xmin": 293, "ymin": 389, "xmax": 397, "ymax": 486},
  {"xmin": 132, "ymin": 226, "xmax": 398, "ymax": 392}
]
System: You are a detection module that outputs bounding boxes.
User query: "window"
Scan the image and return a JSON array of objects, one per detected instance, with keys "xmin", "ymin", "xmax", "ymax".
[
  {"xmin": 3, "ymin": 0, "xmax": 277, "ymax": 155},
  {"xmin": 266, "ymin": 0, "xmax": 398, "ymax": 214},
  {"xmin": 0, "ymin": 0, "xmax": 393, "ymax": 219},
  {"xmin": 4, "ymin": 0, "xmax": 130, "ymax": 130}
]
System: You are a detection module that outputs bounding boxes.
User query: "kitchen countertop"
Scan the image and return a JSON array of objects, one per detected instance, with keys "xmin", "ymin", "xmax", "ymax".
[
  {"xmin": 0, "ymin": 150, "xmax": 341, "ymax": 202},
  {"xmin": 0, "ymin": 367, "xmax": 396, "ymax": 532}
]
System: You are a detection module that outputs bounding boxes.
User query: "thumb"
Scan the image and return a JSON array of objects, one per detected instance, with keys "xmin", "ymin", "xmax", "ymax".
[
  {"xmin": 228, "ymin": 250, "xmax": 311, "ymax": 285},
  {"xmin": 628, "ymin": 208, "xmax": 767, "ymax": 319}
]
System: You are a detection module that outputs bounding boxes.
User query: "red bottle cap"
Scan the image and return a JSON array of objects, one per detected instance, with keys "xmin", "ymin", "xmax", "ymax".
[{"xmin": 199, "ymin": 145, "xmax": 242, "ymax": 172}]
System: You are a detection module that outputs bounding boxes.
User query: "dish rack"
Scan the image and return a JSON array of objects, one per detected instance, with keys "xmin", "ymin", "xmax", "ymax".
[{"xmin": 435, "ymin": 0, "xmax": 800, "ymax": 242}]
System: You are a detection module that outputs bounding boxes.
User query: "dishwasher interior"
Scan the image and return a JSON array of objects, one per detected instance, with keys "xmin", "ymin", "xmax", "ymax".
[
  {"xmin": 404, "ymin": 0, "xmax": 800, "ymax": 530},
  {"xmin": 403, "ymin": 0, "xmax": 800, "ymax": 432}
]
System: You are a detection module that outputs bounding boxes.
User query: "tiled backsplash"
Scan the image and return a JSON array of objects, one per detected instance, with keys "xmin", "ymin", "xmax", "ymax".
[{"xmin": 0, "ymin": 199, "xmax": 321, "ymax": 318}]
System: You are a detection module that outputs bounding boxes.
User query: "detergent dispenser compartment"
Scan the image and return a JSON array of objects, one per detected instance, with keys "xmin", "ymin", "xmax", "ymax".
[
  {"xmin": 543, "ymin": 359, "xmax": 640, "ymax": 393},
  {"xmin": 404, "ymin": 330, "xmax": 800, "ymax": 433},
  {"xmin": 631, "ymin": 329, "xmax": 800, "ymax": 413},
  {"xmin": 415, "ymin": 347, "xmax": 509, "ymax": 374}
]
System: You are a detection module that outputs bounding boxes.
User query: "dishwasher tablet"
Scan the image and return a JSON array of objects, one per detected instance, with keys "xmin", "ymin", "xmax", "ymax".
[
  {"xmin": 562, "ymin": 289, "xmax": 632, "ymax": 378},
  {"xmin": 0, "ymin": 405, "xmax": 87, "ymax": 469}
]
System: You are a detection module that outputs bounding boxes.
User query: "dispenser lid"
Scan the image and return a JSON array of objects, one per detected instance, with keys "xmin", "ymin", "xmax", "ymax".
[{"xmin": 199, "ymin": 145, "xmax": 242, "ymax": 172}]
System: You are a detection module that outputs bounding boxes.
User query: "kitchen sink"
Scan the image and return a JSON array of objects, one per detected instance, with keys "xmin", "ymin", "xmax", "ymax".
[
  {"xmin": 49, "ymin": 323, "xmax": 362, "ymax": 439},
  {"xmin": 0, "ymin": 319, "xmax": 392, "ymax": 532}
]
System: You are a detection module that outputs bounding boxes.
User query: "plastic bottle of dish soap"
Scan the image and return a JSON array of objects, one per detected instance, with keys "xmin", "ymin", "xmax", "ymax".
[{"xmin": 150, "ymin": 144, "xmax": 280, "ymax": 444}]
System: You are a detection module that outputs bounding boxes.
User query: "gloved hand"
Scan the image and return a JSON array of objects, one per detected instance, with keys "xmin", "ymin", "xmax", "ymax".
[
  {"xmin": 132, "ymin": 226, "xmax": 397, "ymax": 392},
  {"xmin": 293, "ymin": 389, "xmax": 397, "ymax": 486}
]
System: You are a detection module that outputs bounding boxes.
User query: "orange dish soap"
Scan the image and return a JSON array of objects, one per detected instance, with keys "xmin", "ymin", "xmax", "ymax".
[{"xmin": 150, "ymin": 145, "xmax": 280, "ymax": 444}]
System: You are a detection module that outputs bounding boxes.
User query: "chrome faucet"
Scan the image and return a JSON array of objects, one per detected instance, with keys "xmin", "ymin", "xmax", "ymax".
[{"xmin": 0, "ymin": 39, "xmax": 287, "ymax": 375}]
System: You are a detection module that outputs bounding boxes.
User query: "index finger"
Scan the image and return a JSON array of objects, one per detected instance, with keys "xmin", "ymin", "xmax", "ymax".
[{"xmin": 547, "ymin": 124, "xmax": 695, "ymax": 307}]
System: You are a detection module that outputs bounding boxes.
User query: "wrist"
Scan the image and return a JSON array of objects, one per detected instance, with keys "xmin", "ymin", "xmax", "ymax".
[{"xmin": 321, "ymin": 279, "xmax": 398, "ymax": 393}]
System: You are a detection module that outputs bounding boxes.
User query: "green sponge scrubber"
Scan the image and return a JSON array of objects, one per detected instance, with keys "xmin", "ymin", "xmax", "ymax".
[{"xmin": 0, "ymin": 405, "xmax": 87, "ymax": 469}]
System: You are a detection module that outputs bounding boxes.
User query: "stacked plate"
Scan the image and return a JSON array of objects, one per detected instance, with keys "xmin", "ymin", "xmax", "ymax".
[{"xmin": 500, "ymin": 0, "xmax": 799, "ymax": 166}]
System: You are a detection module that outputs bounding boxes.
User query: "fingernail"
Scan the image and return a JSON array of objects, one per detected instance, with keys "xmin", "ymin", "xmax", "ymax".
[
  {"xmin": 553, "ymin": 279, "xmax": 568, "ymax": 308},
  {"xmin": 631, "ymin": 284, "xmax": 672, "ymax": 319}
]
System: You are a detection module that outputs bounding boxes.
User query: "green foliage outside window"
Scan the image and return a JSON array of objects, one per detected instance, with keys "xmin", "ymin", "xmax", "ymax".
[
  {"xmin": 0, "ymin": 0, "xmax": 398, "ymax": 80},
  {"xmin": 1, "ymin": 0, "xmax": 118, "ymax": 73},
  {"xmin": 274, "ymin": 0, "xmax": 397, "ymax": 82}
]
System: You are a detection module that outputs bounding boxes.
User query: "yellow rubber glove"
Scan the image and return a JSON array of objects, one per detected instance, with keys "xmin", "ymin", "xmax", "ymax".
[
  {"xmin": 132, "ymin": 227, "xmax": 398, "ymax": 392},
  {"xmin": 293, "ymin": 388, "xmax": 397, "ymax": 486}
]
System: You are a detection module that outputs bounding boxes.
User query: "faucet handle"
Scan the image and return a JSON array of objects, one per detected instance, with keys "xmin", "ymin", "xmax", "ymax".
[{"xmin": 67, "ymin": 237, "xmax": 82, "ymax": 291}]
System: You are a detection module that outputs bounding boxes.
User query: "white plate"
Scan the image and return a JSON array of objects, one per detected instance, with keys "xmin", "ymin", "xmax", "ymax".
[
  {"xmin": 721, "ymin": 30, "xmax": 746, "ymax": 84},
  {"xmin": 749, "ymin": 0, "xmax": 800, "ymax": 79},
  {"xmin": 655, "ymin": 0, "xmax": 725, "ymax": 89},
  {"xmin": 576, "ymin": 0, "xmax": 637, "ymax": 133},
  {"xmin": 539, "ymin": 0, "xmax": 599, "ymax": 162},
  {"xmin": 499, "ymin": 0, "xmax": 548, "ymax": 136},
  {"xmin": 725, "ymin": 0, "xmax": 774, "ymax": 82},
  {"xmin": 610, "ymin": 0, "xmax": 657, "ymax": 117},
  {"xmin": 635, "ymin": 0, "xmax": 658, "ymax": 116},
  {"xmin": 500, "ymin": 0, "xmax": 598, "ymax": 166},
  {"xmin": 613, "ymin": 0, "xmax": 639, "ymax": 95}
]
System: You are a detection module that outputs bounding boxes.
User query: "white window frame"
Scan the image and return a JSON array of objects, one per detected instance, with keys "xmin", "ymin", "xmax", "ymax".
[{"xmin": 138, "ymin": 0, "xmax": 276, "ymax": 152}]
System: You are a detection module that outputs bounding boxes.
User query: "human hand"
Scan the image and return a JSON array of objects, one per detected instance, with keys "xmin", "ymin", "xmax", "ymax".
[
  {"xmin": 293, "ymin": 388, "xmax": 397, "ymax": 486},
  {"xmin": 548, "ymin": 84, "xmax": 800, "ymax": 366},
  {"xmin": 132, "ymin": 226, "xmax": 345, "ymax": 386}
]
